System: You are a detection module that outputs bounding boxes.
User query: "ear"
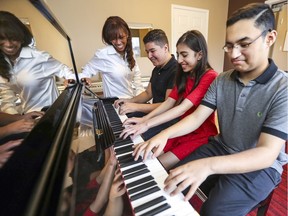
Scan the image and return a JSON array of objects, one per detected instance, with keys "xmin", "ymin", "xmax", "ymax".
[
  {"xmin": 197, "ymin": 50, "xmax": 203, "ymax": 61},
  {"xmin": 266, "ymin": 29, "xmax": 277, "ymax": 47},
  {"xmin": 164, "ymin": 43, "xmax": 169, "ymax": 52}
]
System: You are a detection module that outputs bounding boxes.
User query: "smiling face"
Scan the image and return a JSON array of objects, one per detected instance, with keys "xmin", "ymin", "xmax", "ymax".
[
  {"xmin": 144, "ymin": 41, "xmax": 169, "ymax": 67},
  {"xmin": 110, "ymin": 28, "xmax": 128, "ymax": 55},
  {"xmin": 225, "ymin": 19, "xmax": 276, "ymax": 79},
  {"xmin": 176, "ymin": 43, "xmax": 202, "ymax": 73},
  {"xmin": 0, "ymin": 38, "xmax": 21, "ymax": 61}
]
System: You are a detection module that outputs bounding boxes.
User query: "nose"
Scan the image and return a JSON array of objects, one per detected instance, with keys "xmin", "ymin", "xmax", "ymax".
[
  {"xmin": 177, "ymin": 55, "xmax": 183, "ymax": 64},
  {"xmin": 230, "ymin": 46, "xmax": 242, "ymax": 59},
  {"xmin": 147, "ymin": 52, "xmax": 153, "ymax": 59},
  {"xmin": 112, "ymin": 38, "xmax": 121, "ymax": 45}
]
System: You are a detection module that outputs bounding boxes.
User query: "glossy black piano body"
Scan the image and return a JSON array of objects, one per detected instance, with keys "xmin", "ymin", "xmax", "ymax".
[
  {"xmin": 0, "ymin": 1, "xmax": 198, "ymax": 215},
  {"xmin": 0, "ymin": 84, "xmax": 83, "ymax": 216}
]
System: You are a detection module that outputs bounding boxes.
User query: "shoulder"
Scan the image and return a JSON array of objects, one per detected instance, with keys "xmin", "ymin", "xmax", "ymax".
[
  {"xmin": 216, "ymin": 69, "xmax": 235, "ymax": 80},
  {"xmin": 274, "ymin": 69, "xmax": 288, "ymax": 81},
  {"xmin": 21, "ymin": 47, "xmax": 51, "ymax": 61},
  {"xmin": 96, "ymin": 45, "xmax": 116, "ymax": 56},
  {"xmin": 201, "ymin": 69, "xmax": 218, "ymax": 81}
]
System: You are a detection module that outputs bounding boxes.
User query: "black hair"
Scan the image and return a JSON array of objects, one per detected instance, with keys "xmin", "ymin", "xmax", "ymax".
[
  {"xmin": 226, "ymin": 3, "xmax": 275, "ymax": 32},
  {"xmin": 0, "ymin": 11, "xmax": 33, "ymax": 81},
  {"xmin": 102, "ymin": 16, "xmax": 135, "ymax": 71},
  {"xmin": 175, "ymin": 30, "xmax": 212, "ymax": 101},
  {"xmin": 143, "ymin": 29, "xmax": 169, "ymax": 50}
]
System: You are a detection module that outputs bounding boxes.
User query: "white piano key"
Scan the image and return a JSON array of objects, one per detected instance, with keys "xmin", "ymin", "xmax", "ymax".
[{"xmin": 108, "ymin": 105, "xmax": 199, "ymax": 216}]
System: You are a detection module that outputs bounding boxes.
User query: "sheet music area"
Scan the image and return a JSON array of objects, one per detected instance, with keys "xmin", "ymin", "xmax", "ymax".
[{"xmin": 0, "ymin": 1, "xmax": 199, "ymax": 216}]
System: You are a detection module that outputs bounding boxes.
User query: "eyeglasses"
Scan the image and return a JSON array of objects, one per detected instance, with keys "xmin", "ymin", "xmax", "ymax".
[{"xmin": 223, "ymin": 30, "xmax": 269, "ymax": 53}]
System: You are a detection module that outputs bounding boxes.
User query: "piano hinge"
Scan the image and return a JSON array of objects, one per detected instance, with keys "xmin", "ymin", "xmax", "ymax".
[{"xmin": 95, "ymin": 129, "xmax": 103, "ymax": 137}]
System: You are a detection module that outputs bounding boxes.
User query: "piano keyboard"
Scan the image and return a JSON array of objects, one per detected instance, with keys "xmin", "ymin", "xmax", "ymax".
[{"xmin": 102, "ymin": 101, "xmax": 199, "ymax": 216}]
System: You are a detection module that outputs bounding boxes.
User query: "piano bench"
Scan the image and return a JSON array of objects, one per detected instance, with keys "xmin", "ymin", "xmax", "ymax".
[
  {"xmin": 195, "ymin": 187, "xmax": 276, "ymax": 216},
  {"xmin": 250, "ymin": 188, "xmax": 276, "ymax": 216}
]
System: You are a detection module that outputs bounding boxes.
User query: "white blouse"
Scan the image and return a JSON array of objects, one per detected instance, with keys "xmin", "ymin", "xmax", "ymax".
[
  {"xmin": 81, "ymin": 45, "xmax": 144, "ymax": 98},
  {"xmin": 0, "ymin": 47, "xmax": 75, "ymax": 114}
]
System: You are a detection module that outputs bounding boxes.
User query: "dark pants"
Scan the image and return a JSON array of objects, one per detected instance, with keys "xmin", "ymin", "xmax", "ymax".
[
  {"xmin": 127, "ymin": 112, "xmax": 179, "ymax": 141},
  {"xmin": 176, "ymin": 139, "xmax": 281, "ymax": 216}
]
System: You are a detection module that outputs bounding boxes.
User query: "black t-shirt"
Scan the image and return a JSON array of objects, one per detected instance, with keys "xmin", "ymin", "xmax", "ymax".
[{"xmin": 150, "ymin": 55, "xmax": 178, "ymax": 103}]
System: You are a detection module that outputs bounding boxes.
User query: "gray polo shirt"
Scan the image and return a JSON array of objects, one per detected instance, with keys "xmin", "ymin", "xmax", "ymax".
[{"xmin": 201, "ymin": 59, "xmax": 288, "ymax": 174}]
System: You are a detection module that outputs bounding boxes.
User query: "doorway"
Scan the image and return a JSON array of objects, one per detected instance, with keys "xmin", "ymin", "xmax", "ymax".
[{"xmin": 171, "ymin": 4, "xmax": 209, "ymax": 56}]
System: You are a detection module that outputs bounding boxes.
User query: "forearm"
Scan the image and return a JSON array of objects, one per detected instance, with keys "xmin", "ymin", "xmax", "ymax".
[
  {"xmin": 208, "ymin": 144, "xmax": 282, "ymax": 175},
  {"xmin": 0, "ymin": 113, "xmax": 22, "ymax": 125},
  {"xmin": 142, "ymin": 98, "xmax": 174, "ymax": 121},
  {"xmin": 136, "ymin": 103, "xmax": 161, "ymax": 113},
  {"xmin": 0, "ymin": 125, "xmax": 13, "ymax": 138},
  {"xmin": 146, "ymin": 102, "xmax": 189, "ymax": 129},
  {"xmin": 160, "ymin": 105, "xmax": 213, "ymax": 139},
  {"xmin": 103, "ymin": 197, "xmax": 123, "ymax": 216},
  {"xmin": 130, "ymin": 91, "xmax": 152, "ymax": 103}
]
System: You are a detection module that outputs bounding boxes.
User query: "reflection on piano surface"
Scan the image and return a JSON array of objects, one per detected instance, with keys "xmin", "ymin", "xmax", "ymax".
[
  {"xmin": 0, "ymin": 0, "xmax": 199, "ymax": 215},
  {"xmin": 98, "ymin": 98, "xmax": 198, "ymax": 216}
]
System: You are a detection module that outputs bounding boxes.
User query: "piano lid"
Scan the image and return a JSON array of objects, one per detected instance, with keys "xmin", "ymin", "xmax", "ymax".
[{"xmin": 29, "ymin": 0, "xmax": 80, "ymax": 81}]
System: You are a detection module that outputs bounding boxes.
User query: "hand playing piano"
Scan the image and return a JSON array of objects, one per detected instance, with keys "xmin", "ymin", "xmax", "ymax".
[
  {"xmin": 1, "ymin": 118, "xmax": 36, "ymax": 137},
  {"xmin": 132, "ymin": 130, "xmax": 169, "ymax": 161},
  {"xmin": 80, "ymin": 78, "xmax": 92, "ymax": 87},
  {"xmin": 114, "ymin": 98, "xmax": 129, "ymax": 109},
  {"xmin": 0, "ymin": 139, "xmax": 23, "ymax": 168},
  {"xmin": 104, "ymin": 168, "xmax": 126, "ymax": 216},
  {"xmin": 118, "ymin": 102, "xmax": 140, "ymax": 115},
  {"xmin": 23, "ymin": 111, "xmax": 44, "ymax": 120},
  {"xmin": 120, "ymin": 118, "xmax": 148, "ymax": 140},
  {"xmin": 109, "ymin": 168, "xmax": 126, "ymax": 199},
  {"xmin": 164, "ymin": 158, "xmax": 212, "ymax": 202}
]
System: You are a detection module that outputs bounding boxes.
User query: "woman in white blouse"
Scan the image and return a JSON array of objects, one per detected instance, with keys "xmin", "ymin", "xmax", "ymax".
[
  {"xmin": 81, "ymin": 16, "xmax": 144, "ymax": 98},
  {"xmin": 0, "ymin": 11, "xmax": 75, "ymax": 114}
]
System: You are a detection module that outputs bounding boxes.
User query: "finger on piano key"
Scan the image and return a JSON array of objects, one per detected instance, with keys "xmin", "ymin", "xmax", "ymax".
[{"xmin": 102, "ymin": 102, "xmax": 198, "ymax": 216}]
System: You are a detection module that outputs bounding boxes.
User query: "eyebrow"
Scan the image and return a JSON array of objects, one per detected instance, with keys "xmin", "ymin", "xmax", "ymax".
[
  {"xmin": 178, "ymin": 51, "xmax": 189, "ymax": 54},
  {"xmin": 226, "ymin": 36, "xmax": 251, "ymax": 44}
]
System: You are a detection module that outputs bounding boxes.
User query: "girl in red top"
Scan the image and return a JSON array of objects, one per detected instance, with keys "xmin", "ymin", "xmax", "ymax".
[{"xmin": 121, "ymin": 30, "xmax": 218, "ymax": 170}]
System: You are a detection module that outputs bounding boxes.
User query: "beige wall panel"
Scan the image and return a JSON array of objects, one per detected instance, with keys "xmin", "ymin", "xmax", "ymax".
[{"xmin": 1, "ymin": 0, "xmax": 229, "ymax": 75}]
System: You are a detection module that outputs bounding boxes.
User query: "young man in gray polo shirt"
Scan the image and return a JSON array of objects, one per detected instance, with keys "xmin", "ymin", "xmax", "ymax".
[{"xmin": 132, "ymin": 3, "xmax": 288, "ymax": 215}]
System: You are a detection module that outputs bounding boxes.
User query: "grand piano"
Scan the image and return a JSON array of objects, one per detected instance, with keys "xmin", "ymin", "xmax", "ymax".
[{"xmin": 0, "ymin": 1, "xmax": 198, "ymax": 216}]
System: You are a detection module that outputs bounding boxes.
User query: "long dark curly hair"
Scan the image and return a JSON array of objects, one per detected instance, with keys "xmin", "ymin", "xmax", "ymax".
[
  {"xmin": 0, "ymin": 11, "xmax": 33, "ymax": 81},
  {"xmin": 102, "ymin": 16, "xmax": 135, "ymax": 71},
  {"xmin": 175, "ymin": 30, "xmax": 212, "ymax": 103}
]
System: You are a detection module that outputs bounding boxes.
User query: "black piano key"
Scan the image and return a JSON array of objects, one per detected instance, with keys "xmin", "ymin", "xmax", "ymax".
[
  {"xmin": 117, "ymin": 153, "xmax": 132, "ymax": 162},
  {"xmin": 124, "ymin": 168, "xmax": 150, "ymax": 180},
  {"xmin": 126, "ymin": 175, "xmax": 154, "ymax": 189},
  {"xmin": 134, "ymin": 196, "xmax": 167, "ymax": 213},
  {"xmin": 114, "ymin": 144, "xmax": 134, "ymax": 155},
  {"xmin": 119, "ymin": 157, "xmax": 142, "ymax": 168},
  {"xmin": 139, "ymin": 203, "xmax": 171, "ymax": 216},
  {"xmin": 130, "ymin": 185, "xmax": 161, "ymax": 201},
  {"xmin": 128, "ymin": 180, "xmax": 157, "ymax": 195},
  {"xmin": 112, "ymin": 125, "xmax": 123, "ymax": 131},
  {"xmin": 122, "ymin": 164, "xmax": 147, "ymax": 176},
  {"xmin": 114, "ymin": 138, "xmax": 132, "ymax": 147}
]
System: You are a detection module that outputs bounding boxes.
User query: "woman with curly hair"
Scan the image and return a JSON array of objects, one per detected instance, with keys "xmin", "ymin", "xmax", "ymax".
[{"xmin": 81, "ymin": 16, "xmax": 143, "ymax": 98}]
